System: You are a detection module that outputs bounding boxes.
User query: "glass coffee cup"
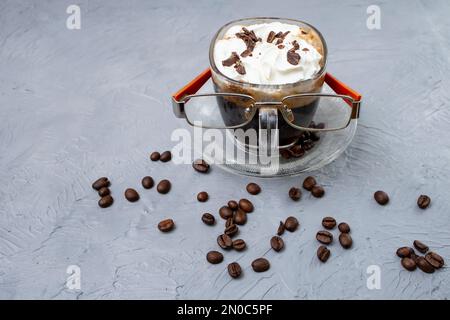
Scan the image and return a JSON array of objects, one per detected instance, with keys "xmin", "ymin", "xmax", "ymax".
[{"xmin": 209, "ymin": 17, "xmax": 328, "ymax": 148}]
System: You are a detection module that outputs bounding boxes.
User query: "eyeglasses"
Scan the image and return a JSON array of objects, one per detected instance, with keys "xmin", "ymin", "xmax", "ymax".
[{"xmin": 172, "ymin": 69, "xmax": 362, "ymax": 132}]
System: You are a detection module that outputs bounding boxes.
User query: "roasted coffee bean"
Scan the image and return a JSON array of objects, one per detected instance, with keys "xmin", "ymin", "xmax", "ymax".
[
  {"xmin": 192, "ymin": 159, "xmax": 210, "ymax": 173},
  {"xmin": 217, "ymin": 234, "xmax": 232, "ymax": 249},
  {"xmin": 317, "ymin": 245, "xmax": 330, "ymax": 263},
  {"xmin": 201, "ymin": 213, "xmax": 215, "ymax": 226},
  {"xmin": 232, "ymin": 239, "xmax": 246, "ymax": 251},
  {"xmin": 197, "ymin": 191, "xmax": 209, "ymax": 202},
  {"xmin": 288, "ymin": 187, "xmax": 301, "ymax": 201},
  {"xmin": 338, "ymin": 222, "xmax": 350, "ymax": 233},
  {"xmin": 206, "ymin": 251, "xmax": 223, "ymax": 264},
  {"xmin": 396, "ymin": 247, "xmax": 414, "ymax": 258},
  {"xmin": 224, "ymin": 224, "xmax": 239, "ymax": 237},
  {"xmin": 234, "ymin": 209, "xmax": 247, "ymax": 225},
  {"xmin": 425, "ymin": 252, "xmax": 444, "ymax": 269},
  {"xmin": 219, "ymin": 206, "xmax": 233, "ymax": 220},
  {"xmin": 150, "ymin": 151, "xmax": 160, "ymax": 161},
  {"xmin": 410, "ymin": 251, "xmax": 419, "ymax": 263},
  {"xmin": 239, "ymin": 199, "xmax": 254, "ymax": 213},
  {"xmin": 339, "ymin": 233, "xmax": 353, "ymax": 249},
  {"xmin": 316, "ymin": 230, "xmax": 333, "ymax": 244},
  {"xmin": 92, "ymin": 177, "xmax": 110, "ymax": 190},
  {"xmin": 246, "ymin": 183, "xmax": 261, "ymax": 195},
  {"xmin": 280, "ymin": 149, "xmax": 291, "ymax": 159},
  {"xmin": 228, "ymin": 200, "xmax": 238, "ymax": 210},
  {"xmin": 288, "ymin": 145, "xmax": 305, "ymax": 158},
  {"xmin": 277, "ymin": 221, "xmax": 285, "ymax": 236},
  {"xmin": 270, "ymin": 236, "xmax": 284, "ymax": 252},
  {"xmin": 284, "ymin": 216, "xmax": 299, "ymax": 232},
  {"xmin": 159, "ymin": 151, "xmax": 172, "ymax": 162},
  {"xmin": 302, "ymin": 176, "xmax": 317, "ymax": 191},
  {"xmin": 416, "ymin": 256, "xmax": 435, "ymax": 273},
  {"xmin": 322, "ymin": 217, "xmax": 336, "ymax": 230},
  {"xmin": 141, "ymin": 176, "xmax": 154, "ymax": 189},
  {"xmin": 225, "ymin": 217, "xmax": 234, "ymax": 228},
  {"xmin": 228, "ymin": 262, "xmax": 242, "ymax": 278},
  {"xmin": 311, "ymin": 185, "xmax": 325, "ymax": 198},
  {"xmin": 156, "ymin": 179, "xmax": 171, "ymax": 194},
  {"xmin": 401, "ymin": 257, "xmax": 417, "ymax": 271},
  {"xmin": 98, "ymin": 195, "xmax": 113, "ymax": 208},
  {"xmin": 158, "ymin": 219, "xmax": 175, "ymax": 232},
  {"xmin": 310, "ymin": 132, "xmax": 320, "ymax": 142},
  {"xmin": 417, "ymin": 195, "xmax": 431, "ymax": 209},
  {"xmin": 413, "ymin": 240, "xmax": 429, "ymax": 254},
  {"xmin": 316, "ymin": 122, "xmax": 325, "ymax": 129},
  {"xmin": 98, "ymin": 187, "xmax": 110, "ymax": 197},
  {"xmin": 374, "ymin": 190, "xmax": 389, "ymax": 205},
  {"xmin": 252, "ymin": 258, "xmax": 270, "ymax": 272},
  {"xmin": 124, "ymin": 188, "xmax": 139, "ymax": 202}
]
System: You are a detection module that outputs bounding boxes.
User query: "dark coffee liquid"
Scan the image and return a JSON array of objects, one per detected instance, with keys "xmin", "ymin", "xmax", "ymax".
[{"xmin": 216, "ymin": 95, "xmax": 319, "ymax": 145}]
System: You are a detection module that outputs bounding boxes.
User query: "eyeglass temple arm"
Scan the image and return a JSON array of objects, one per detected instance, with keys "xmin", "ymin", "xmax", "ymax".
[
  {"xmin": 171, "ymin": 68, "xmax": 212, "ymax": 118},
  {"xmin": 171, "ymin": 68, "xmax": 363, "ymax": 119}
]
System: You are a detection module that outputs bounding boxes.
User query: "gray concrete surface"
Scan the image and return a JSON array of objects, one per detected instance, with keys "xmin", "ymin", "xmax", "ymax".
[{"xmin": 1, "ymin": 0, "xmax": 450, "ymax": 299}]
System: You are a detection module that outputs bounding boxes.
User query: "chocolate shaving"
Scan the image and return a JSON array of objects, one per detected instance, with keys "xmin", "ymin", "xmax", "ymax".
[
  {"xmin": 236, "ymin": 27, "xmax": 260, "ymax": 56},
  {"xmin": 287, "ymin": 50, "xmax": 300, "ymax": 65},
  {"xmin": 222, "ymin": 52, "xmax": 240, "ymax": 67},
  {"xmin": 267, "ymin": 31, "xmax": 276, "ymax": 43},
  {"xmin": 275, "ymin": 31, "xmax": 290, "ymax": 45},
  {"xmin": 302, "ymin": 48, "xmax": 309, "ymax": 52},
  {"xmin": 292, "ymin": 40, "xmax": 300, "ymax": 50},
  {"xmin": 301, "ymin": 29, "xmax": 308, "ymax": 35},
  {"xmin": 234, "ymin": 61, "xmax": 246, "ymax": 75},
  {"xmin": 240, "ymin": 49, "xmax": 252, "ymax": 58},
  {"xmin": 277, "ymin": 44, "xmax": 285, "ymax": 49}
]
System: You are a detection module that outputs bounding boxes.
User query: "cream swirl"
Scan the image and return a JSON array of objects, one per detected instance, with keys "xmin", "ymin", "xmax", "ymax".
[{"xmin": 213, "ymin": 22, "xmax": 323, "ymax": 85}]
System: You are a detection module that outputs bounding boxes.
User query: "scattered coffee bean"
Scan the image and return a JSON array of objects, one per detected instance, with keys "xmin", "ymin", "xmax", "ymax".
[
  {"xmin": 322, "ymin": 217, "xmax": 336, "ymax": 230},
  {"xmin": 224, "ymin": 224, "xmax": 239, "ymax": 237},
  {"xmin": 317, "ymin": 245, "xmax": 330, "ymax": 263},
  {"xmin": 219, "ymin": 206, "xmax": 233, "ymax": 220},
  {"xmin": 232, "ymin": 239, "xmax": 246, "ymax": 251},
  {"xmin": 217, "ymin": 234, "xmax": 233, "ymax": 249},
  {"xmin": 425, "ymin": 252, "xmax": 444, "ymax": 269},
  {"xmin": 228, "ymin": 262, "xmax": 242, "ymax": 278},
  {"xmin": 410, "ymin": 251, "xmax": 419, "ymax": 263},
  {"xmin": 284, "ymin": 216, "xmax": 299, "ymax": 232},
  {"xmin": 246, "ymin": 183, "xmax": 261, "ymax": 195},
  {"xmin": 192, "ymin": 159, "xmax": 210, "ymax": 173},
  {"xmin": 374, "ymin": 190, "xmax": 389, "ymax": 205},
  {"xmin": 251, "ymin": 258, "xmax": 270, "ymax": 272},
  {"xmin": 238, "ymin": 199, "xmax": 254, "ymax": 213},
  {"xmin": 158, "ymin": 219, "xmax": 175, "ymax": 232},
  {"xmin": 201, "ymin": 213, "xmax": 215, "ymax": 226},
  {"xmin": 413, "ymin": 240, "xmax": 429, "ymax": 254},
  {"xmin": 156, "ymin": 179, "xmax": 171, "ymax": 194},
  {"xmin": 288, "ymin": 187, "xmax": 301, "ymax": 201},
  {"xmin": 339, "ymin": 233, "xmax": 353, "ymax": 249},
  {"xmin": 270, "ymin": 236, "xmax": 284, "ymax": 252},
  {"xmin": 150, "ymin": 151, "xmax": 160, "ymax": 161},
  {"xmin": 277, "ymin": 221, "xmax": 285, "ymax": 236},
  {"xmin": 338, "ymin": 222, "xmax": 350, "ymax": 233},
  {"xmin": 417, "ymin": 195, "xmax": 431, "ymax": 209},
  {"xmin": 98, "ymin": 195, "xmax": 113, "ymax": 208},
  {"xmin": 98, "ymin": 187, "xmax": 110, "ymax": 197},
  {"xmin": 416, "ymin": 256, "xmax": 435, "ymax": 273},
  {"xmin": 228, "ymin": 200, "xmax": 238, "ymax": 210},
  {"xmin": 311, "ymin": 185, "xmax": 325, "ymax": 198},
  {"xmin": 302, "ymin": 176, "xmax": 317, "ymax": 191},
  {"xmin": 206, "ymin": 251, "xmax": 223, "ymax": 264},
  {"xmin": 124, "ymin": 188, "xmax": 139, "ymax": 202},
  {"xmin": 197, "ymin": 191, "xmax": 209, "ymax": 202},
  {"xmin": 316, "ymin": 230, "xmax": 333, "ymax": 244},
  {"xmin": 225, "ymin": 217, "xmax": 234, "ymax": 228},
  {"xmin": 396, "ymin": 247, "xmax": 414, "ymax": 258},
  {"xmin": 234, "ymin": 209, "xmax": 247, "ymax": 225},
  {"xmin": 159, "ymin": 151, "xmax": 172, "ymax": 162},
  {"xmin": 141, "ymin": 176, "xmax": 154, "ymax": 189},
  {"xmin": 92, "ymin": 177, "xmax": 110, "ymax": 190},
  {"xmin": 401, "ymin": 257, "xmax": 417, "ymax": 271}
]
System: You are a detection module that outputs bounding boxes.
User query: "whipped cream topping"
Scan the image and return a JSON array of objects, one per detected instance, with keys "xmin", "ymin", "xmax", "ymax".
[{"xmin": 213, "ymin": 22, "xmax": 323, "ymax": 85}]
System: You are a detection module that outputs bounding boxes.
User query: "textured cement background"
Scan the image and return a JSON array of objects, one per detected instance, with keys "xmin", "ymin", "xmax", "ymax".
[{"xmin": 1, "ymin": 0, "xmax": 450, "ymax": 299}]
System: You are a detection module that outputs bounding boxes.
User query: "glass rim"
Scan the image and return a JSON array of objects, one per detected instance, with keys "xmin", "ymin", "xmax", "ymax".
[{"xmin": 208, "ymin": 17, "xmax": 328, "ymax": 89}]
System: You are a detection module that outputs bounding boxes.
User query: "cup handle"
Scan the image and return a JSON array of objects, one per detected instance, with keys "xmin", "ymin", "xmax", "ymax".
[{"xmin": 258, "ymin": 107, "xmax": 279, "ymax": 159}]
